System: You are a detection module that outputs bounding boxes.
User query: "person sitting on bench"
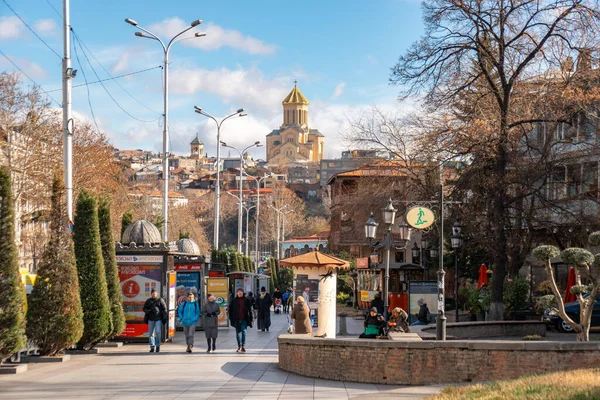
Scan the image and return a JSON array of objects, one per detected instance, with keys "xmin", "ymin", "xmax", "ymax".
[{"xmin": 359, "ymin": 307, "xmax": 385, "ymax": 339}]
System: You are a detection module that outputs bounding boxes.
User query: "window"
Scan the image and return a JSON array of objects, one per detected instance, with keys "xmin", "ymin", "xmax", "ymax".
[
  {"xmin": 286, "ymin": 149, "xmax": 293, "ymax": 157},
  {"xmin": 287, "ymin": 137, "xmax": 294, "ymax": 143},
  {"xmin": 274, "ymin": 141, "xmax": 280, "ymax": 145}
]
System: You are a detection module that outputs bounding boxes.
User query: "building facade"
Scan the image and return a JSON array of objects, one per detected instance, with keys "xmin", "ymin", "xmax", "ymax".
[{"xmin": 266, "ymin": 83, "xmax": 325, "ymax": 165}]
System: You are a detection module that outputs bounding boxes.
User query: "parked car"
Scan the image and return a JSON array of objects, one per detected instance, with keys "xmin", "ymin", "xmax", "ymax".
[{"xmin": 543, "ymin": 295, "xmax": 600, "ymax": 333}]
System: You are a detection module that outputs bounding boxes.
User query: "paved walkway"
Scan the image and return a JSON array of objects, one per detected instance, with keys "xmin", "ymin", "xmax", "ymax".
[{"xmin": 0, "ymin": 312, "xmax": 442, "ymax": 400}]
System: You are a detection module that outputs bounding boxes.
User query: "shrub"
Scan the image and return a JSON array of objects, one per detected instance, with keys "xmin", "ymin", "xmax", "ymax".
[
  {"xmin": 523, "ymin": 334, "xmax": 542, "ymax": 341},
  {"xmin": 98, "ymin": 198, "xmax": 125, "ymax": 338},
  {"xmin": 0, "ymin": 167, "xmax": 26, "ymax": 362},
  {"xmin": 27, "ymin": 173, "xmax": 83, "ymax": 356},
  {"xmin": 337, "ymin": 292, "xmax": 350, "ymax": 304},
  {"xmin": 503, "ymin": 276, "xmax": 529, "ymax": 319},
  {"xmin": 73, "ymin": 190, "xmax": 111, "ymax": 350}
]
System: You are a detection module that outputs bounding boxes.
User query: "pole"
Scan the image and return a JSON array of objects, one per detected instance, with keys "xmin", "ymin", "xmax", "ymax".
[
  {"xmin": 282, "ymin": 212, "xmax": 286, "ymax": 259},
  {"xmin": 245, "ymin": 205, "xmax": 249, "ymax": 256},
  {"xmin": 384, "ymin": 226, "xmax": 391, "ymax": 321},
  {"xmin": 276, "ymin": 210, "xmax": 280, "ymax": 260},
  {"xmin": 454, "ymin": 249, "xmax": 459, "ymax": 323},
  {"xmin": 63, "ymin": 0, "xmax": 73, "ymax": 222},
  {"xmin": 436, "ymin": 159, "xmax": 447, "ymax": 340},
  {"xmin": 255, "ymin": 180, "xmax": 260, "ymax": 272},
  {"xmin": 237, "ymin": 158, "xmax": 243, "ymax": 252},
  {"xmin": 214, "ymin": 123, "xmax": 221, "ymax": 250},
  {"xmin": 161, "ymin": 48, "xmax": 169, "ymax": 242}
]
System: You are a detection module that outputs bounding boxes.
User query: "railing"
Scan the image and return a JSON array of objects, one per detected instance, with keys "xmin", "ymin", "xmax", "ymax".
[{"xmin": 10, "ymin": 340, "xmax": 39, "ymax": 363}]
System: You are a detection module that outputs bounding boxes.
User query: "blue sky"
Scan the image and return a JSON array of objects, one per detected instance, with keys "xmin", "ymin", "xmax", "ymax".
[{"xmin": 1, "ymin": 0, "xmax": 424, "ymax": 158}]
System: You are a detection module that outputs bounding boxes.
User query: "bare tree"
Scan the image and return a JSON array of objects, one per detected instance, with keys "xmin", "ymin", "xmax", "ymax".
[{"xmin": 388, "ymin": 0, "xmax": 600, "ymax": 319}]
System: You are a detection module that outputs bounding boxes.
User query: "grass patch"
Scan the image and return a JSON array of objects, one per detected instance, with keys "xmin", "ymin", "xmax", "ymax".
[
  {"xmin": 522, "ymin": 334, "xmax": 542, "ymax": 341},
  {"xmin": 429, "ymin": 369, "xmax": 600, "ymax": 400}
]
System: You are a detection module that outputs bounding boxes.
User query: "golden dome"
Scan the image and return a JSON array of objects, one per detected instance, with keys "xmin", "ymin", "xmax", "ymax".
[{"xmin": 282, "ymin": 83, "xmax": 309, "ymax": 105}]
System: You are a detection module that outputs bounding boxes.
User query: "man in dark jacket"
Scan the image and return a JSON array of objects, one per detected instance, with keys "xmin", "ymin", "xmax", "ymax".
[
  {"xmin": 229, "ymin": 288, "xmax": 253, "ymax": 352},
  {"xmin": 370, "ymin": 292, "xmax": 384, "ymax": 315},
  {"xmin": 256, "ymin": 286, "xmax": 272, "ymax": 332},
  {"xmin": 411, "ymin": 298, "xmax": 431, "ymax": 326},
  {"xmin": 143, "ymin": 288, "xmax": 167, "ymax": 353}
]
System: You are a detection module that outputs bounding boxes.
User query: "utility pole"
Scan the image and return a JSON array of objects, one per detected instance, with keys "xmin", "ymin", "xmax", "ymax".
[{"xmin": 63, "ymin": 0, "xmax": 73, "ymax": 221}]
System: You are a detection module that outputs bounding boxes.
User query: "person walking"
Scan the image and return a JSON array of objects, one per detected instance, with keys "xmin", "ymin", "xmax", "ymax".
[
  {"xmin": 177, "ymin": 291, "xmax": 200, "ymax": 353},
  {"xmin": 256, "ymin": 287, "xmax": 272, "ymax": 332},
  {"xmin": 143, "ymin": 288, "xmax": 167, "ymax": 353},
  {"xmin": 203, "ymin": 293, "xmax": 221, "ymax": 353},
  {"xmin": 229, "ymin": 288, "xmax": 253, "ymax": 353},
  {"xmin": 291, "ymin": 296, "xmax": 312, "ymax": 335},
  {"xmin": 247, "ymin": 292, "xmax": 257, "ymax": 320},
  {"xmin": 282, "ymin": 289, "xmax": 291, "ymax": 314}
]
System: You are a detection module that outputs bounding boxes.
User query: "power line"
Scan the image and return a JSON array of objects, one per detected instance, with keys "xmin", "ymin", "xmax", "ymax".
[
  {"xmin": 44, "ymin": 0, "xmax": 62, "ymax": 20},
  {"xmin": 72, "ymin": 31, "xmax": 101, "ymax": 133},
  {"xmin": 70, "ymin": 33, "xmax": 160, "ymax": 123},
  {"xmin": 0, "ymin": 49, "xmax": 61, "ymax": 106},
  {"xmin": 72, "ymin": 29, "xmax": 162, "ymax": 115},
  {"xmin": 1, "ymin": 0, "xmax": 62, "ymax": 60}
]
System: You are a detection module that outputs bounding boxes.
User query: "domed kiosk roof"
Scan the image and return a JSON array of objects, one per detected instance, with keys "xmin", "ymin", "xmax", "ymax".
[
  {"xmin": 176, "ymin": 238, "xmax": 201, "ymax": 255},
  {"xmin": 122, "ymin": 219, "xmax": 162, "ymax": 245}
]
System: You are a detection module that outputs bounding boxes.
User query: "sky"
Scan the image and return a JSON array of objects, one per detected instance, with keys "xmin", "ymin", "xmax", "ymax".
[{"xmin": 0, "ymin": 0, "xmax": 424, "ymax": 159}]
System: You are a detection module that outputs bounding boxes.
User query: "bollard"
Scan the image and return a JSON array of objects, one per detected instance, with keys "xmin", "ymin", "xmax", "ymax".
[{"xmin": 337, "ymin": 311, "xmax": 348, "ymax": 336}]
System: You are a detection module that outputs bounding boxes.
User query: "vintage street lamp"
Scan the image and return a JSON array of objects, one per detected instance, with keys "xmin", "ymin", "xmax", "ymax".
[
  {"xmin": 411, "ymin": 242, "xmax": 420, "ymax": 263},
  {"xmin": 365, "ymin": 212, "xmax": 378, "ymax": 241},
  {"xmin": 451, "ymin": 220, "xmax": 463, "ymax": 323}
]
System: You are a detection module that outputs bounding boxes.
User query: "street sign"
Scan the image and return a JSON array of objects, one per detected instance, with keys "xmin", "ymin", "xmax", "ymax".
[
  {"xmin": 116, "ymin": 255, "xmax": 163, "ymax": 263},
  {"xmin": 405, "ymin": 206, "xmax": 435, "ymax": 230}
]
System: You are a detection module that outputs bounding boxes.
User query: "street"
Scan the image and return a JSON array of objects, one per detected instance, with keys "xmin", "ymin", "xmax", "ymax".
[{"xmin": 0, "ymin": 313, "xmax": 442, "ymax": 400}]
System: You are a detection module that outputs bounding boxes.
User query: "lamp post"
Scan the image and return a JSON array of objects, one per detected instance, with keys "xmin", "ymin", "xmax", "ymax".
[
  {"xmin": 126, "ymin": 17, "xmax": 206, "ymax": 242},
  {"xmin": 269, "ymin": 204, "xmax": 288, "ymax": 260},
  {"xmin": 193, "ymin": 107, "xmax": 247, "ymax": 250},
  {"xmin": 451, "ymin": 220, "xmax": 463, "ymax": 323},
  {"xmin": 411, "ymin": 242, "xmax": 420, "ymax": 264},
  {"xmin": 282, "ymin": 209, "xmax": 294, "ymax": 258},
  {"xmin": 243, "ymin": 172, "xmax": 271, "ymax": 271},
  {"xmin": 221, "ymin": 141, "xmax": 262, "ymax": 252},
  {"xmin": 242, "ymin": 201, "xmax": 256, "ymax": 256},
  {"xmin": 421, "ymin": 236, "xmax": 429, "ymax": 278},
  {"xmin": 364, "ymin": 199, "xmax": 410, "ymax": 321}
]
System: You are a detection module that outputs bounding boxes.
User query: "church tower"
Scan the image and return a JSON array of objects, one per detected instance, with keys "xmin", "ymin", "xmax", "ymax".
[
  {"xmin": 190, "ymin": 134, "xmax": 203, "ymax": 160},
  {"xmin": 265, "ymin": 82, "xmax": 324, "ymax": 165},
  {"xmin": 282, "ymin": 80, "xmax": 309, "ymax": 127}
]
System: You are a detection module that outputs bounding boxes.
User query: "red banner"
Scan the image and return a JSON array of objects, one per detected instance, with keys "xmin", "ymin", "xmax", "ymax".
[
  {"xmin": 175, "ymin": 264, "xmax": 203, "ymax": 271},
  {"xmin": 356, "ymin": 257, "xmax": 369, "ymax": 269}
]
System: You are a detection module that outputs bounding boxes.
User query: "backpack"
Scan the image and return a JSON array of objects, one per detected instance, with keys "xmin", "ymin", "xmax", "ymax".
[{"xmin": 426, "ymin": 309, "xmax": 432, "ymax": 323}]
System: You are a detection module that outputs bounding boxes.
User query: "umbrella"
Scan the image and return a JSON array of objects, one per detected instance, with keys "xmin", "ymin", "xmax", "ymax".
[
  {"xmin": 564, "ymin": 267, "xmax": 576, "ymax": 304},
  {"xmin": 477, "ymin": 264, "xmax": 489, "ymax": 289}
]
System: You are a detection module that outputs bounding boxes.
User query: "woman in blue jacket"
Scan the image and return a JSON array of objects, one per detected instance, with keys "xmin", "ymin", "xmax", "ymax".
[{"xmin": 177, "ymin": 292, "xmax": 201, "ymax": 353}]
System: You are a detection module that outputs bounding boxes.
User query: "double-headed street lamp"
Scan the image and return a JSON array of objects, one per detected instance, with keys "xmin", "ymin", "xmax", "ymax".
[
  {"xmin": 451, "ymin": 220, "xmax": 463, "ymax": 323},
  {"xmin": 221, "ymin": 141, "xmax": 262, "ymax": 252},
  {"xmin": 125, "ymin": 18, "xmax": 206, "ymax": 242},
  {"xmin": 194, "ymin": 107, "xmax": 246, "ymax": 250},
  {"xmin": 269, "ymin": 204, "xmax": 288, "ymax": 260},
  {"xmin": 243, "ymin": 172, "xmax": 272, "ymax": 271},
  {"xmin": 365, "ymin": 199, "xmax": 411, "ymax": 321},
  {"xmin": 242, "ymin": 201, "xmax": 257, "ymax": 256}
]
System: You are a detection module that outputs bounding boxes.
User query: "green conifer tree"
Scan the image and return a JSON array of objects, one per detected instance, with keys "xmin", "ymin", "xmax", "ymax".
[
  {"xmin": 73, "ymin": 190, "xmax": 111, "ymax": 350},
  {"xmin": 0, "ymin": 167, "xmax": 26, "ymax": 362},
  {"xmin": 98, "ymin": 198, "xmax": 125, "ymax": 338},
  {"xmin": 120, "ymin": 211, "xmax": 132, "ymax": 239},
  {"xmin": 27, "ymin": 173, "xmax": 83, "ymax": 356}
]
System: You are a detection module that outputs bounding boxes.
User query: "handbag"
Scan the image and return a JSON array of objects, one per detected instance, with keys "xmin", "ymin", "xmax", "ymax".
[{"xmin": 364, "ymin": 324, "xmax": 380, "ymax": 336}]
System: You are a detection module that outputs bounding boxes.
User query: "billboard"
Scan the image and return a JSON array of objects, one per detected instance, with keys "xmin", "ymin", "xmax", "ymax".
[
  {"xmin": 408, "ymin": 281, "xmax": 438, "ymax": 324},
  {"xmin": 118, "ymin": 264, "xmax": 162, "ymax": 338},
  {"xmin": 175, "ymin": 271, "xmax": 201, "ymax": 328},
  {"xmin": 207, "ymin": 277, "xmax": 229, "ymax": 327}
]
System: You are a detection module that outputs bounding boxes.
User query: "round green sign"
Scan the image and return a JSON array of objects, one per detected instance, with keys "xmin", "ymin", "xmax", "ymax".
[{"xmin": 405, "ymin": 206, "xmax": 435, "ymax": 230}]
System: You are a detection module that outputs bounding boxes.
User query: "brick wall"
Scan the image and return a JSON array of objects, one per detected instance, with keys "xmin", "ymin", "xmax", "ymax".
[{"xmin": 278, "ymin": 335, "xmax": 600, "ymax": 385}]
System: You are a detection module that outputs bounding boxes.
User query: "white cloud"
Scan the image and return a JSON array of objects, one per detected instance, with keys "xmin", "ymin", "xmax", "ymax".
[
  {"xmin": 111, "ymin": 53, "xmax": 130, "ymax": 74},
  {"xmin": 331, "ymin": 82, "xmax": 347, "ymax": 99},
  {"xmin": 0, "ymin": 16, "xmax": 26, "ymax": 40},
  {"xmin": 148, "ymin": 18, "xmax": 277, "ymax": 55},
  {"xmin": 366, "ymin": 55, "xmax": 379, "ymax": 65},
  {"xmin": 33, "ymin": 19, "xmax": 58, "ymax": 35},
  {"xmin": 0, "ymin": 55, "xmax": 46, "ymax": 79},
  {"xmin": 169, "ymin": 66, "xmax": 291, "ymax": 114}
]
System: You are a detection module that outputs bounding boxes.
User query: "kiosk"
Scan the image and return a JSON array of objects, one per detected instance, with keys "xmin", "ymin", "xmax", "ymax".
[{"xmin": 173, "ymin": 238, "xmax": 206, "ymax": 330}]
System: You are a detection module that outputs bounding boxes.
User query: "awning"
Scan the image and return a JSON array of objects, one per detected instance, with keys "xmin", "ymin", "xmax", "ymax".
[{"xmin": 279, "ymin": 250, "xmax": 350, "ymax": 270}]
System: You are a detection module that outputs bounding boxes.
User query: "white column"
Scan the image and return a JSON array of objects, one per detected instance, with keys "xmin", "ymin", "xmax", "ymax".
[{"xmin": 316, "ymin": 267, "xmax": 337, "ymax": 339}]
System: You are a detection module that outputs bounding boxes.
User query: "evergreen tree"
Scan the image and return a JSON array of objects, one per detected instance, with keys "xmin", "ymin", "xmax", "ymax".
[
  {"xmin": 73, "ymin": 190, "xmax": 111, "ymax": 350},
  {"xmin": 236, "ymin": 253, "xmax": 244, "ymax": 272},
  {"xmin": 211, "ymin": 249, "xmax": 218, "ymax": 269},
  {"xmin": 98, "ymin": 198, "xmax": 125, "ymax": 338},
  {"xmin": 27, "ymin": 173, "xmax": 83, "ymax": 356},
  {"xmin": 0, "ymin": 167, "xmax": 26, "ymax": 362},
  {"xmin": 120, "ymin": 211, "xmax": 132, "ymax": 239},
  {"xmin": 230, "ymin": 252, "xmax": 240, "ymax": 271}
]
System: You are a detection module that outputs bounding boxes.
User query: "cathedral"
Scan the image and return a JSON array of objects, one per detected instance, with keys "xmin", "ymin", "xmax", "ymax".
[{"xmin": 265, "ymin": 83, "xmax": 324, "ymax": 165}]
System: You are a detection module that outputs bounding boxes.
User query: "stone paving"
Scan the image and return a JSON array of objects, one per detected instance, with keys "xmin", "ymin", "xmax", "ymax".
[{"xmin": 0, "ymin": 312, "xmax": 443, "ymax": 400}]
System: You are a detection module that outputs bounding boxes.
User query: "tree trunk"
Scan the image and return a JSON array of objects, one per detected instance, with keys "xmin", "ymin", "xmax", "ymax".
[{"xmin": 576, "ymin": 324, "xmax": 590, "ymax": 342}]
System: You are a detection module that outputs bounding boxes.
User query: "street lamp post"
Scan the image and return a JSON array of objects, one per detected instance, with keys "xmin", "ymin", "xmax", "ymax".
[
  {"xmin": 243, "ymin": 172, "xmax": 271, "ymax": 271},
  {"xmin": 269, "ymin": 204, "xmax": 288, "ymax": 260},
  {"xmin": 126, "ymin": 17, "xmax": 206, "ymax": 242},
  {"xmin": 193, "ymin": 107, "xmax": 247, "ymax": 250},
  {"xmin": 221, "ymin": 141, "xmax": 262, "ymax": 252},
  {"xmin": 242, "ymin": 201, "xmax": 257, "ymax": 256},
  {"xmin": 451, "ymin": 220, "xmax": 463, "ymax": 323},
  {"xmin": 282, "ymin": 209, "xmax": 294, "ymax": 258},
  {"xmin": 364, "ymin": 199, "xmax": 411, "ymax": 321}
]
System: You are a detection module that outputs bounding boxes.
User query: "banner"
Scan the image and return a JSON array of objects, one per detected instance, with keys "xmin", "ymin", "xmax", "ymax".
[
  {"xmin": 207, "ymin": 278, "xmax": 229, "ymax": 327},
  {"xmin": 175, "ymin": 272, "xmax": 201, "ymax": 328},
  {"xmin": 118, "ymin": 264, "xmax": 162, "ymax": 337},
  {"xmin": 356, "ymin": 258, "xmax": 369, "ymax": 269},
  {"xmin": 408, "ymin": 281, "xmax": 438, "ymax": 324},
  {"xmin": 168, "ymin": 272, "xmax": 176, "ymax": 338}
]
